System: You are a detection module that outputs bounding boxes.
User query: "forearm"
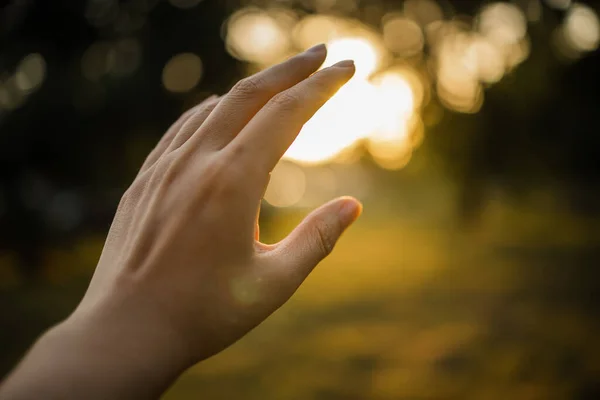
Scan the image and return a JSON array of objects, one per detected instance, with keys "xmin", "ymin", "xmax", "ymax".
[{"xmin": 0, "ymin": 298, "xmax": 191, "ymax": 400}]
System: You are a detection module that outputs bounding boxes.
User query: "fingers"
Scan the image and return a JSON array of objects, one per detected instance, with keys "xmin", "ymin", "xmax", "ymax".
[
  {"xmin": 181, "ymin": 44, "xmax": 327, "ymax": 151},
  {"xmin": 137, "ymin": 95, "xmax": 218, "ymax": 176},
  {"xmin": 166, "ymin": 96, "xmax": 221, "ymax": 152},
  {"xmin": 263, "ymin": 196, "xmax": 362, "ymax": 287},
  {"xmin": 228, "ymin": 60, "xmax": 356, "ymax": 173}
]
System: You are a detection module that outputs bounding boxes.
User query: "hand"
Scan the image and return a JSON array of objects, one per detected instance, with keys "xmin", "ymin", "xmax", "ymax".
[{"xmin": 0, "ymin": 45, "xmax": 362, "ymax": 399}]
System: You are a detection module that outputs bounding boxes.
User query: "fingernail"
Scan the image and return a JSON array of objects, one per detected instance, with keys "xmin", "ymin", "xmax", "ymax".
[
  {"xmin": 339, "ymin": 199, "xmax": 362, "ymax": 227},
  {"xmin": 306, "ymin": 43, "xmax": 326, "ymax": 53},
  {"xmin": 332, "ymin": 59, "xmax": 355, "ymax": 68}
]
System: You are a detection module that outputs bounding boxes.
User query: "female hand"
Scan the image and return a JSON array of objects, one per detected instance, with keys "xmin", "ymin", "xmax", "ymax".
[{"xmin": 0, "ymin": 44, "xmax": 361, "ymax": 399}]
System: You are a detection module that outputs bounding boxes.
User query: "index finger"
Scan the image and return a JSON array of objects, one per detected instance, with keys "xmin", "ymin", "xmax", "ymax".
[{"xmin": 182, "ymin": 44, "xmax": 328, "ymax": 151}]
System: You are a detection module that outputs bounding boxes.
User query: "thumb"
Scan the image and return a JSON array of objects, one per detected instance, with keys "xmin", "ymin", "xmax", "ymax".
[{"xmin": 268, "ymin": 196, "xmax": 362, "ymax": 283}]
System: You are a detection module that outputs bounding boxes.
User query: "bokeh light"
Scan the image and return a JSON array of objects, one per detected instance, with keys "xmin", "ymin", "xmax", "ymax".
[
  {"xmin": 110, "ymin": 38, "xmax": 142, "ymax": 77},
  {"xmin": 264, "ymin": 161, "xmax": 307, "ymax": 207},
  {"xmin": 226, "ymin": 8, "xmax": 292, "ymax": 66},
  {"xmin": 370, "ymin": 69, "xmax": 417, "ymax": 142},
  {"xmin": 564, "ymin": 3, "xmax": 600, "ymax": 53},
  {"xmin": 15, "ymin": 53, "xmax": 46, "ymax": 94},
  {"xmin": 383, "ymin": 15, "xmax": 424, "ymax": 57},
  {"xmin": 478, "ymin": 2, "xmax": 527, "ymax": 47},
  {"xmin": 4, "ymin": 4, "xmax": 600, "ymax": 400},
  {"xmin": 368, "ymin": 140, "xmax": 413, "ymax": 170},
  {"xmin": 435, "ymin": 32, "xmax": 483, "ymax": 113},
  {"xmin": 404, "ymin": 0, "xmax": 444, "ymax": 27},
  {"xmin": 162, "ymin": 53, "xmax": 203, "ymax": 93},
  {"xmin": 465, "ymin": 36, "xmax": 505, "ymax": 84},
  {"xmin": 223, "ymin": 2, "xmax": 534, "ymax": 171},
  {"xmin": 367, "ymin": 69, "xmax": 418, "ymax": 169},
  {"xmin": 292, "ymin": 14, "xmax": 343, "ymax": 50},
  {"xmin": 81, "ymin": 42, "xmax": 115, "ymax": 81},
  {"xmin": 552, "ymin": 3, "xmax": 600, "ymax": 61},
  {"xmin": 506, "ymin": 36, "xmax": 531, "ymax": 68},
  {"xmin": 437, "ymin": 67, "xmax": 484, "ymax": 114}
]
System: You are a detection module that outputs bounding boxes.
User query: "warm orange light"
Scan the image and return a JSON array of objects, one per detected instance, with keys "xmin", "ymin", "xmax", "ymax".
[
  {"xmin": 222, "ymin": 4, "xmax": 532, "ymax": 176},
  {"xmin": 226, "ymin": 8, "xmax": 292, "ymax": 66}
]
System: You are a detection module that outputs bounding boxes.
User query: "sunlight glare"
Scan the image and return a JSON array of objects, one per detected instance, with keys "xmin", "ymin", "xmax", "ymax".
[
  {"xmin": 321, "ymin": 37, "xmax": 380, "ymax": 79},
  {"xmin": 282, "ymin": 35, "xmax": 384, "ymax": 165},
  {"xmin": 284, "ymin": 80, "xmax": 376, "ymax": 164},
  {"xmin": 370, "ymin": 70, "xmax": 417, "ymax": 142},
  {"xmin": 225, "ymin": 4, "xmax": 532, "ymax": 173},
  {"xmin": 367, "ymin": 70, "xmax": 420, "ymax": 170}
]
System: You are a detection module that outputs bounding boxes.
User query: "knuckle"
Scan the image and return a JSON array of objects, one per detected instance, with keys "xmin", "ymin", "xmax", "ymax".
[
  {"xmin": 224, "ymin": 143, "xmax": 251, "ymax": 169},
  {"xmin": 118, "ymin": 181, "xmax": 143, "ymax": 212},
  {"xmin": 150, "ymin": 156, "xmax": 182, "ymax": 199},
  {"xmin": 123, "ymin": 180, "xmax": 143, "ymax": 200},
  {"xmin": 202, "ymin": 159, "xmax": 231, "ymax": 193},
  {"xmin": 161, "ymin": 159, "xmax": 180, "ymax": 187},
  {"xmin": 232, "ymin": 76, "xmax": 267, "ymax": 98},
  {"xmin": 313, "ymin": 219, "xmax": 336, "ymax": 257},
  {"xmin": 193, "ymin": 101, "xmax": 217, "ymax": 121},
  {"xmin": 117, "ymin": 191, "xmax": 131, "ymax": 211},
  {"xmin": 200, "ymin": 101, "xmax": 219, "ymax": 116},
  {"xmin": 224, "ymin": 146, "xmax": 260, "ymax": 184},
  {"xmin": 309, "ymin": 77, "xmax": 335, "ymax": 100},
  {"xmin": 270, "ymin": 90, "xmax": 300, "ymax": 111},
  {"xmin": 179, "ymin": 106, "xmax": 197, "ymax": 121}
]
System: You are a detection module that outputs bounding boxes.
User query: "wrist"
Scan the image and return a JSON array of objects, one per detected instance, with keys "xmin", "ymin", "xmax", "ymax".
[
  {"xmin": 64, "ymin": 290, "xmax": 195, "ymax": 382},
  {"xmin": 1, "ymin": 292, "xmax": 193, "ymax": 400}
]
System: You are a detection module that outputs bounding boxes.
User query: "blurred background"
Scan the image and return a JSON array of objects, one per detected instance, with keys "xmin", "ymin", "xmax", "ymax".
[{"xmin": 1, "ymin": 0, "xmax": 600, "ymax": 398}]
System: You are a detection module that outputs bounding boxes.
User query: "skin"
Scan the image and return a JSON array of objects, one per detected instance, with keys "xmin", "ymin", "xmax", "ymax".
[{"xmin": 0, "ymin": 44, "xmax": 362, "ymax": 399}]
